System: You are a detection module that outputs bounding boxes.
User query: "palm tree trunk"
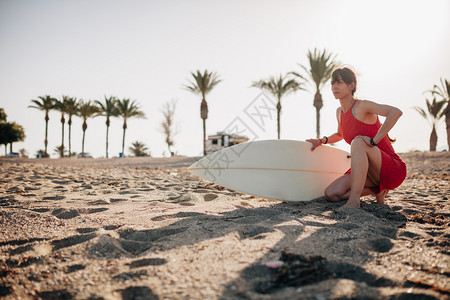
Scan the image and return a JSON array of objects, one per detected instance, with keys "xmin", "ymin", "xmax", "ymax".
[
  {"xmin": 45, "ymin": 113, "xmax": 49, "ymax": 156},
  {"xmin": 445, "ymin": 103, "xmax": 450, "ymax": 150},
  {"xmin": 122, "ymin": 127, "xmax": 126, "ymax": 157},
  {"xmin": 68, "ymin": 118, "xmax": 72, "ymax": 157},
  {"xmin": 201, "ymin": 99, "xmax": 208, "ymax": 156},
  {"xmin": 277, "ymin": 100, "xmax": 281, "ymax": 139},
  {"xmin": 82, "ymin": 120, "xmax": 87, "ymax": 157},
  {"xmin": 106, "ymin": 125, "xmax": 110, "ymax": 158},
  {"xmin": 61, "ymin": 114, "xmax": 65, "ymax": 157},
  {"xmin": 202, "ymin": 119, "xmax": 206, "ymax": 155},
  {"xmin": 82, "ymin": 130, "xmax": 86, "ymax": 157},
  {"xmin": 314, "ymin": 91, "xmax": 323, "ymax": 138},
  {"xmin": 430, "ymin": 125, "xmax": 437, "ymax": 151},
  {"xmin": 316, "ymin": 107, "xmax": 321, "ymax": 138}
]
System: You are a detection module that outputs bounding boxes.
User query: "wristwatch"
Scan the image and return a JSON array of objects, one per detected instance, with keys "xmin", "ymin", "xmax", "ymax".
[{"xmin": 370, "ymin": 138, "xmax": 378, "ymax": 146}]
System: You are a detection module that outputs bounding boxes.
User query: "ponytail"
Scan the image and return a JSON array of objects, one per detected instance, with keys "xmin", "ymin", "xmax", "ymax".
[{"xmin": 388, "ymin": 135, "xmax": 396, "ymax": 143}]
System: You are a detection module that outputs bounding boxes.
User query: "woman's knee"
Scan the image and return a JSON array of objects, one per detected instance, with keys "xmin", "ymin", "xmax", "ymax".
[
  {"xmin": 324, "ymin": 174, "xmax": 351, "ymax": 202},
  {"xmin": 325, "ymin": 186, "xmax": 343, "ymax": 202},
  {"xmin": 351, "ymin": 136, "xmax": 368, "ymax": 153}
]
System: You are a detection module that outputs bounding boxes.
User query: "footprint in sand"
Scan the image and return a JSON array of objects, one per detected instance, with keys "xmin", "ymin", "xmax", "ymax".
[
  {"xmin": 43, "ymin": 196, "xmax": 65, "ymax": 200},
  {"xmin": 64, "ymin": 264, "xmax": 86, "ymax": 273},
  {"xmin": 110, "ymin": 198, "xmax": 127, "ymax": 203},
  {"xmin": 127, "ymin": 258, "xmax": 167, "ymax": 268},
  {"xmin": 88, "ymin": 200, "xmax": 110, "ymax": 205},
  {"xmin": 9, "ymin": 244, "xmax": 34, "ymax": 255},
  {"xmin": 88, "ymin": 208, "xmax": 109, "ymax": 214},
  {"xmin": 31, "ymin": 208, "xmax": 51, "ymax": 213},
  {"xmin": 118, "ymin": 286, "xmax": 158, "ymax": 300},
  {"xmin": 52, "ymin": 208, "xmax": 80, "ymax": 219},
  {"xmin": 203, "ymin": 193, "xmax": 219, "ymax": 201},
  {"xmin": 36, "ymin": 290, "xmax": 73, "ymax": 299},
  {"xmin": 165, "ymin": 192, "xmax": 198, "ymax": 206},
  {"xmin": 113, "ymin": 270, "xmax": 148, "ymax": 282},
  {"xmin": 76, "ymin": 228, "xmax": 98, "ymax": 234},
  {"xmin": 51, "ymin": 233, "xmax": 96, "ymax": 251},
  {"xmin": 104, "ymin": 225, "xmax": 122, "ymax": 230}
]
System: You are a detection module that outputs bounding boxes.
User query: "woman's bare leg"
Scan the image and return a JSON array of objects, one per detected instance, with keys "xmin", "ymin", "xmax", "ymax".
[
  {"xmin": 375, "ymin": 190, "xmax": 389, "ymax": 204},
  {"xmin": 344, "ymin": 137, "xmax": 382, "ymax": 208},
  {"xmin": 325, "ymin": 173, "xmax": 377, "ymax": 202}
]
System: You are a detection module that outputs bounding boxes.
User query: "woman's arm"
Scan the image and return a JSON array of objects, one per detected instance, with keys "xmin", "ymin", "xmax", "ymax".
[
  {"xmin": 307, "ymin": 108, "xmax": 344, "ymax": 151},
  {"xmin": 359, "ymin": 100, "xmax": 403, "ymax": 145}
]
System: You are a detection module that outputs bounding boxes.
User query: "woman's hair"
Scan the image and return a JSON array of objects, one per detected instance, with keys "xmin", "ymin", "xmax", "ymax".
[{"xmin": 331, "ymin": 67, "xmax": 357, "ymax": 95}]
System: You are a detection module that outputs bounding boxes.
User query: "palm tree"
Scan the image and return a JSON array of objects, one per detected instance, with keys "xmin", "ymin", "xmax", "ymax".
[
  {"xmin": 185, "ymin": 70, "xmax": 222, "ymax": 155},
  {"xmin": 116, "ymin": 99, "xmax": 145, "ymax": 157},
  {"xmin": 252, "ymin": 74, "xmax": 304, "ymax": 139},
  {"xmin": 54, "ymin": 96, "xmax": 72, "ymax": 157},
  {"xmin": 53, "ymin": 145, "xmax": 68, "ymax": 158},
  {"xmin": 28, "ymin": 95, "xmax": 56, "ymax": 157},
  {"xmin": 129, "ymin": 141, "xmax": 148, "ymax": 157},
  {"xmin": 428, "ymin": 78, "xmax": 450, "ymax": 150},
  {"xmin": 414, "ymin": 98, "xmax": 446, "ymax": 151},
  {"xmin": 65, "ymin": 97, "xmax": 78, "ymax": 157},
  {"xmin": 77, "ymin": 100, "xmax": 100, "ymax": 157},
  {"xmin": 95, "ymin": 96, "xmax": 119, "ymax": 158},
  {"xmin": 291, "ymin": 48, "xmax": 338, "ymax": 138}
]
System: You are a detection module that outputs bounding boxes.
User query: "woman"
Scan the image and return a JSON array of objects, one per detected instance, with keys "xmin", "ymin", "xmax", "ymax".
[{"xmin": 307, "ymin": 67, "xmax": 406, "ymax": 208}]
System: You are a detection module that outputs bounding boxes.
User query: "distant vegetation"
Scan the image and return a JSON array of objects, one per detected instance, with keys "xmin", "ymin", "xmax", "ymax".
[
  {"xmin": 28, "ymin": 96, "xmax": 145, "ymax": 158},
  {"xmin": 0, "ymin": 107, "xmax": 25, "ymax": 155},
  {"xmin": 416, "ymin": 78, "xmax": 450, "ymax": 151}
]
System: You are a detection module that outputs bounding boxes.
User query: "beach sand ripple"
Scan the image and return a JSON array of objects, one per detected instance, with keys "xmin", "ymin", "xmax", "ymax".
[{"xmin": 0, "ymin": 152, "xmax": 449, "ymax": 299}]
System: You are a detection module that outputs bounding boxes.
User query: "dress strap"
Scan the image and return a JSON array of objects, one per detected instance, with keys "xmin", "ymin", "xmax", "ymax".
[{"xmin": 351, "ymin": 100, "xmax": 358, "ymax": 118}]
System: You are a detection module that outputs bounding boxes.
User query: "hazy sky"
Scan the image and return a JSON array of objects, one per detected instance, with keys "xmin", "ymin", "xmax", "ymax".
[{"xmin": 1, "ymin": 0, "xmax": 449, "ymax": 158}]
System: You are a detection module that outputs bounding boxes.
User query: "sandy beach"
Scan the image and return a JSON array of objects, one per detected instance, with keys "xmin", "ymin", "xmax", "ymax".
[{"xmin": 0, "ymin": 152, "xmax": 449, "ymax": 299}]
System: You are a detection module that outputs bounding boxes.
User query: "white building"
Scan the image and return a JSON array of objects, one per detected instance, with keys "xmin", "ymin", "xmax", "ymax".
[{"xmin": 205, "ymin": 132, "xmax": 249, "ymax": 154}]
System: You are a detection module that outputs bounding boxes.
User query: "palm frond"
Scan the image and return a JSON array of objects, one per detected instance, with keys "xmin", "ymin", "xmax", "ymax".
[
  {"xmin": 78, "ymin": 100, "xmax": 101, "ymax": 119},
  {"xmin": 117, "ymin": 99, "xmax": 146, "ymax": 119},
  {"xmin": 28, "ymin": 95, "xmax": 56, "ymax": 110},
  {"xmin": 252, "ymin": 74, "xmax": 303, "ymax": 100},
  {"xmin": 96, "ymin": 96, "xmax": 119, "ymax": 117},
  {"xmin": 296, "ymin": 48, "xmax": 338, "ymax": 92},
  {"xmin": 413, "ymin": 106, "xmax": 428, "ymax": 120},
  {"xmin": 414, "ymin": 98, "xmax": 446, "ymax": 128},
  {"xmin": 185, "ymin": 70, "xmax": 222, "ymax": 99}
]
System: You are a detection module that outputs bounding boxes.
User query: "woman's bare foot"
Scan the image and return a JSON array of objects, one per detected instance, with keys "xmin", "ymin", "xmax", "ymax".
[
  {"xmin": 375, "ymin": 190, "xmax": 389, "ymax": 204},
  {"xmin": 343, "ymin": 199, "xmax": 360, "ymax": 208}
]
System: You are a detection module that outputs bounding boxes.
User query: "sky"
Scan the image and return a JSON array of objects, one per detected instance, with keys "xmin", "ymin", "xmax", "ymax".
[{"xmin": 1, "ymin": 0, "xmax": 449, "ymax": 158}]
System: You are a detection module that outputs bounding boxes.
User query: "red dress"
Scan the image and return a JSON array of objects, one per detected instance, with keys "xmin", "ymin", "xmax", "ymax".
[{"xmin": 340, "ymin": 100, "xmax": 407, "ymax": 193}]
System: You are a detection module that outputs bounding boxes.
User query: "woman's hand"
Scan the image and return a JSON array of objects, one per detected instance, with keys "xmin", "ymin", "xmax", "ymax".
[
  {"xmin": 306, "ymin": 138, "xmax": 322, "ymax": 151},
  {"xmin": 355, "ymin": 135, "xmax": 375, "ymax": 147}
]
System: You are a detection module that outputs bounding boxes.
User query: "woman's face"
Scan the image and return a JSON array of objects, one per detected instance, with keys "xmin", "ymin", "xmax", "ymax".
[{"xmin": 331, "ymin": 75, "xmax": 354, "ymax": 99}]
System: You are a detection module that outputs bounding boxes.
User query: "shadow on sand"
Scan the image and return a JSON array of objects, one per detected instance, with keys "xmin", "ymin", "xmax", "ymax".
[{"xmin": 87, "ymin": 199, "xmax": 408, "ymax": 298}]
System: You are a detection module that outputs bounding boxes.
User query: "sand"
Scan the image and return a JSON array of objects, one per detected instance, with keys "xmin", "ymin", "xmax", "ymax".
[{"xmin": 0, "ymin": 152, "xmax": 449, "ymax": 299}]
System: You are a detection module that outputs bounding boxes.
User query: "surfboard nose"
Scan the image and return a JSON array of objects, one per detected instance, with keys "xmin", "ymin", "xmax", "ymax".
[{"xmin": 187, "ymin": 158, "xmax": 204, "ymax": 171}]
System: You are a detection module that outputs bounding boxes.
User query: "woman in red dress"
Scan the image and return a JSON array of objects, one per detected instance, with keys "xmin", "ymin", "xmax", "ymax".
[{"xmin": 308, "ymin": 67, "xmax": 407, "ymax": 208}]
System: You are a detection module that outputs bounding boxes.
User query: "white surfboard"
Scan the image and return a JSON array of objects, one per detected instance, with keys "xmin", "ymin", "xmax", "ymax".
[{"xmin": 188, "ymin": 140, "xmax": 351, "ymax": 202}]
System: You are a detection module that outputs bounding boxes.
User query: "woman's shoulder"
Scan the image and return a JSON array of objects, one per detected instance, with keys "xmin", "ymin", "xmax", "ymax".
[
  {"xmin": 357, "ymin": 99, "xmax": 378, "ymax": 105},
  {"xmin": 356, "ymin": 99, "xmax": 379, "ymax": 110}
]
